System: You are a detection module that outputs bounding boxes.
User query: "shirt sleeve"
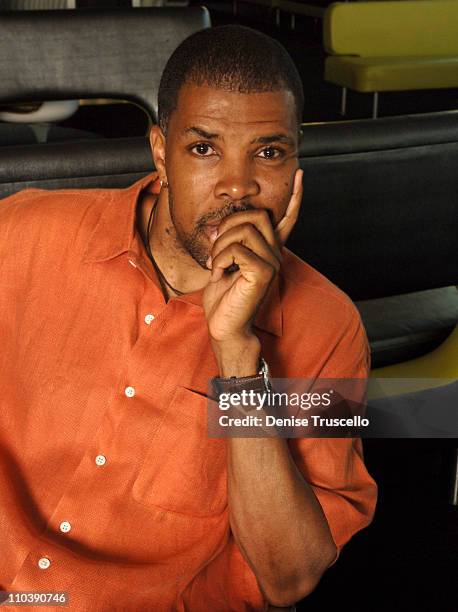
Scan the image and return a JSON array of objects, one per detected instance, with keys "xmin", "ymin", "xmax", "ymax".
[
  {"xmin": 288, "ymin": 307, "xmax": 378, "ymax": 559},
  {"xmin": 180, "ymin": 536, "xmax": 266, "ymax": 611}
]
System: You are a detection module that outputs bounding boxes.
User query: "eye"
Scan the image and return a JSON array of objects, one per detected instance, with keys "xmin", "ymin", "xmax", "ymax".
[
  {"xmin": 190, "ymin": 142, "xmax": 216, "ymax": 157},
  {"xmin": 257, "ymin": 146, "xmax": 284, "ymax": 160}
]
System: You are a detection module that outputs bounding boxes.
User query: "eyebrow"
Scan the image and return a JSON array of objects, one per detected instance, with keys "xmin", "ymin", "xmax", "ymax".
[
  {"xmin": 251, "ymin": 134, "xmax": 295, "ymax": 147},
  {"xmin": 183, "ymin": 127, "xmax": 220, "ymax": 140},
  {"xmin": 182, "ymin": 127, "xmax": 295, "ymax": 147}
]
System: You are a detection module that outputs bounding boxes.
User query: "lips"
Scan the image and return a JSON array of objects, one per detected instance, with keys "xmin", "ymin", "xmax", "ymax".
[{"xmin": 202, "ymin": 223, "xmax": 220, "ymax": 241}]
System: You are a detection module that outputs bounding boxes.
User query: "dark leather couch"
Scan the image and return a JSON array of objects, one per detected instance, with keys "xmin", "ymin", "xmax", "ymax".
[
  {"xmin": 1, "ymin": 111, "xmax": 457, "ymax": 369},
  {"xmin": 292, "ymin": 111, "xmax": 458, "ymax": 367}
]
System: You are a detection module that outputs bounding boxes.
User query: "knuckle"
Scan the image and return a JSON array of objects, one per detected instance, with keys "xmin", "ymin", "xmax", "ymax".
[
  {"xmin": 239, "ymin": 222, "xmax": 255, "ymax": 236},
  {"xmin": 256, "ymin": 209, "xmax": 273, "ymax": 229},
  {"xmin": 246, "ymin": 222, "xmax": 263, "ymax": 237},
  {"xmin": 255, "ymin": 208, "xmax": 269, "ymax": 220}
]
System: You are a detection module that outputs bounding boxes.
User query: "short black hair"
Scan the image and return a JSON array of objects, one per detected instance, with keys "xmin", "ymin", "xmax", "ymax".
[{"xmin": 158, "ymin": 24, "xmax": 304, "ymax": 135}]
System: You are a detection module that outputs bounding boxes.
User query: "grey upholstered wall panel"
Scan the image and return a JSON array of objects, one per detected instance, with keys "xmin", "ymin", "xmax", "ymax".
[{"xmin": 0, "ymin": 7, "xmax": 210, "ymax": 120}]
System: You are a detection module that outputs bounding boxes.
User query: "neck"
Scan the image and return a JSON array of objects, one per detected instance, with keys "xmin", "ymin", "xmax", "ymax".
[{"xmin": 138, "ymin": 188, "xmax": 210, "ymax": 297}]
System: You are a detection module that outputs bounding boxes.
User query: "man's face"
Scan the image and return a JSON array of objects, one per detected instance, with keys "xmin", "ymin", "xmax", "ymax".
[{"xmin": 154, "ymin": 82, "xmax": 300, "ymax": 269}]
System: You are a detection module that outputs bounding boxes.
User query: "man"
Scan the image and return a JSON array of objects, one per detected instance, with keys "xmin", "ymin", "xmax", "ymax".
[{"xmin": 0, "ymin": 25, "xmax": 377, "ymax": 611}]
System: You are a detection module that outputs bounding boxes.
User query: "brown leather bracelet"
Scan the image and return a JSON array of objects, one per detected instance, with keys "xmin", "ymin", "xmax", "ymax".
[{"xmin": 211, "ymin": 358, "xmax": 271, "ymax": 397}]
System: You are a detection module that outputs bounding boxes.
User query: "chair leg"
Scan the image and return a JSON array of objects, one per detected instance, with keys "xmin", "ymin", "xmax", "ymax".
[
  {"xmin": 451, "ymin": 447, "xmax": 458, "ymax": 505},
  {"xmin": 372, "ymin": 92, "xmax": 379, "ymax": 119},
  {"xmin": 233, "ymin": 1, "xmax": 237, "ymax": 15},
  {"xmin": 340, "ymin": 87, "xmax": 347, "ymax": 116},
  {"xmin": 290, "ymin": 13, "xmax": 295, "ymax": 30},
  {"xmin": 275, "ymin": 8, "xmax": 280, "ymax": 27}
]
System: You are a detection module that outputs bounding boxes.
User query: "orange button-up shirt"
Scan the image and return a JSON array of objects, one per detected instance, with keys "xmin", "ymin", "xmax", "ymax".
[{"xmin": 0, "ymin": 173, "xmax": 377, "ymax": 611}]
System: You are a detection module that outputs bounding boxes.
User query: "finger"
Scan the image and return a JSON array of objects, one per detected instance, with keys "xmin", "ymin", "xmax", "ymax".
[
  {"xmin": 210, "ymin": 242, "xmax": 276, "ymax": 286},
  {"xmin": 215, "ymin": 209, "xmax": 281, "ymax": 261},
  {"xmin": 208, "ymin": 222, "xmax": 281, "ymax": 272},
  {"xmin": 275, "ymin": 168, "xmax": 303, "ymax": 246}
]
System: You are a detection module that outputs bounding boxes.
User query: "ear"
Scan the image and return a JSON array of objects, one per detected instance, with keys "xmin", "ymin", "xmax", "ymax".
[{"xmin": 149, "ymin": 125, "xmax": 167, "ymax": 182}]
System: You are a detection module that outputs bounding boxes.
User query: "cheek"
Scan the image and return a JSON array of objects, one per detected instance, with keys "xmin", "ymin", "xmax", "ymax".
[
  {"xmin": 168, "ymin": 158, "xmax": 214, "ymax": 213},
  {"xmin": 169, "ymin": 193, "xmax": 215, "ymax": 242},
  {"xmin": 167, "ymin": 176, "xmax": 204, "ymax": 228},
  {"xmin": 261, "ymin": 177, "xmax": 293, "ymax": 226},
  {"xmin": 168, "ymin": 152, "xmax": 213, "ymax": 193}
]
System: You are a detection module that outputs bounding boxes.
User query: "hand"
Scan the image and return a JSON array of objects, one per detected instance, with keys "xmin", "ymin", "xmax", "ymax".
[{"xmin": 203, "ymin": 168, "xmax": 303, "ymax": 347}]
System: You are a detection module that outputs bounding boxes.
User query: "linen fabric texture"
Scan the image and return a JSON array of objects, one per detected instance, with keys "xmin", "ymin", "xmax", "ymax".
[{"xmin": 0, "ymin": 173, "xmax": 377, "ymax": 611}]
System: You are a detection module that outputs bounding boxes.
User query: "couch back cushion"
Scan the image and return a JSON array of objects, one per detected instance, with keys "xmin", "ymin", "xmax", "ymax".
[
  {"xmin": 288, "ymin": 111, "xmax": 458, "ymax": 300},
  {"xmin": 0, "ymin": 7, "xmax": 210, "ymax": 121}
]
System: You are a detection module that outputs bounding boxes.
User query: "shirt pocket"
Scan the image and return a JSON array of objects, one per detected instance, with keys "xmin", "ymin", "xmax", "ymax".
[{"xmin": 132, "ymin": 385, "xmax": 228, "ymax": 517}]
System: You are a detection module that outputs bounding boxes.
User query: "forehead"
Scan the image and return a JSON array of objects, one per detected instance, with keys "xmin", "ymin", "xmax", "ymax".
[{"xmin": 169, "ymin": 83, "xmax": 298, "ymax": 138}]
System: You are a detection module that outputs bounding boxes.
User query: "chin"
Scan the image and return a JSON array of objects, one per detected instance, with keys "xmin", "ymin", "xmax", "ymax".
[
  {"xmin": 183, "ymin": 234, "xmax": 211, "ymax": 270},
  {"xmin": 192, "ymin": 249, "xmax": 211, "ymax": 270}
]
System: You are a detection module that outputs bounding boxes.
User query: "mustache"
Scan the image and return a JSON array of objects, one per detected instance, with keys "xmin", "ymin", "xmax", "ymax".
[
  {"xmin": 197, "ymin": 201, "xmax": 256, "ymax": 228},
  {"xmin": 197, "ymin": 202, "xmax": 276, "ymax": 228}
]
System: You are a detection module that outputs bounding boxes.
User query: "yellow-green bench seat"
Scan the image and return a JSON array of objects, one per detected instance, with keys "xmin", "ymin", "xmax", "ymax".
[{"xmin": 323, "ymin": 0, "xmax": 458, "ymax": 117}]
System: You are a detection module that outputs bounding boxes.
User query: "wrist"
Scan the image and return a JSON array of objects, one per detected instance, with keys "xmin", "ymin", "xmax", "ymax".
[
  {"xmin": 211, "ymin": 357, "xmax": 271, "ymax": 402},
  {"xmin": 211, "ymin": 334, "xmax": 261, "ymax": 378}
]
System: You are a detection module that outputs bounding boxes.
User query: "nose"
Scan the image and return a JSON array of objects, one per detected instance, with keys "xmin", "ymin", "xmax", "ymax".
[{"xmin": 214, "ymin": 158, "xmax": 260, "ymax": 202}]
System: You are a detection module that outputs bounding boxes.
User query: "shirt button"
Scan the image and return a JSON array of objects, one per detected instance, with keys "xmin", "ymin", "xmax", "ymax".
[
  {"xmin": 95, "ymin": 454, "xmax": 106, "ymax": 466},
  {"xmin": 128, "ymin": 259, "xmax": 137, "ymax": 268},
  {"xmin": 124, "ymin": 386, "xmax": 135, "ymax": 398},
  {"xmin": 38, "ymin": 557, "xmax": 51, "ymax": 570},
  {"xmin": 144, "ymin": 313, "xmax": 155, "ymax": 325},
  {"xmin": 59, "ymin": 521, "xmax": 71, "ymax": 533}
]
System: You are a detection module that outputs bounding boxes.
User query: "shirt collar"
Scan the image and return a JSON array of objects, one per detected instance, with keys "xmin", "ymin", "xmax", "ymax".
[
  {"xmin": 82, "ymin": 172, "xmax": 159, "ymax": 265},
  {"xmin": 82, "ymin": 172, "xmax": 283, "ymax": 337}
]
